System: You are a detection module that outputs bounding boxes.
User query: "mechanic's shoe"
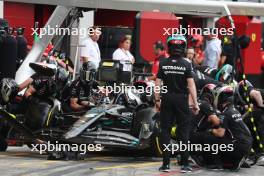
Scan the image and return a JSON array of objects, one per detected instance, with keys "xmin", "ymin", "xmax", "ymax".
[
  {"xmin": 225, "ymin": 156, "xmax": 246, "ymax": 171},
  {"xmin": 159, "ymin": 164, "xmax": 170, "ymax": 172},
  {"xmin": 181, "ymin": 165, "xmax": 193, "ymax": 173},
  {"xmin": 206, "ymin": 164, "xmax": 223, "ymax": 171},
  {"xmin": 241, "ymin": 161, "xmax": 251, "ymax": 168},
  {"xmin": 256, "ymin": 155, "xmax": 264, "ymax": 166}
]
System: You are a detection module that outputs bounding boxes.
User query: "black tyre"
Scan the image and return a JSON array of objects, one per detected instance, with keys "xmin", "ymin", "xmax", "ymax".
[
  {"xmin": 131, "ymin": 105, "xmax": 154, "ymax": 137},
  {"xmin": 150, "ymin": 119, "xmax": 178, "ymax": 157},
  {"xmin": 150, "ymin": 120, "xmax": 163, "ymax": 157}
]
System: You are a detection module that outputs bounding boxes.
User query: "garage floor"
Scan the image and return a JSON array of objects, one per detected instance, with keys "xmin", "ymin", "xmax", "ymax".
[{"xmin": 0, "ymin": 146, "xmax": 263, "ymax": 176}]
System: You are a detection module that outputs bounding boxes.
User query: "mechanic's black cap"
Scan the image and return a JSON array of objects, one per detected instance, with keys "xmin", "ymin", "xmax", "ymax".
[
  {"xmin": 0, "ymin": 18, "xmax": 9, "ymax": 28},
  {"xmin": 239, "ymin": 35, "xmax": 250, "ymax": 49},
  {"xmin": 154, "ymin": 41, "xmax": 165, "ymax": 50}
]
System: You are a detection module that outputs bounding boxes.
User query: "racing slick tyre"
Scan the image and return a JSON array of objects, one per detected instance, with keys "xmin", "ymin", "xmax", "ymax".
[
  {"xmin": 150, "ymin": 119, "xmax": 163, "ymax": 157},
  {"xmin": 131, "ymin": 106, "xmax": 162, "ymax": 157},
  {"xmin": 150, "ymin": 113, "xmax": 179, "ymax": 157},
  {"xmin": 0, "ymin": 135, "xmax": 8, "ymax": 152}
]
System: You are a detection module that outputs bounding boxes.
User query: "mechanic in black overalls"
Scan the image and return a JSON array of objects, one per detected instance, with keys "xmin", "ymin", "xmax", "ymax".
[
  {"xmin": 63, "ymin": 62, "xmax": 99, "ymax": 112},
  {"xmin": 190, "ymin": 84, "xmax": 218, "ymax": 134},
  {"xmin": 184, "ymin": 51, "xmax": 223, "ymax": 91},
  {"xmin": 155, "ymin": 35, "xmax": 199, "ymax": 173},
  {"xmin": 190, "ymin": 87, "xmax": 222, "ymax": 168},
  {"xmin": 213, "ymin": 86, "xmax": 253, "ymax": 170}
]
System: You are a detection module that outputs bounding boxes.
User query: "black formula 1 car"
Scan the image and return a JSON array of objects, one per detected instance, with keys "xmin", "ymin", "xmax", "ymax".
[
  {"xmin": 0, "ymin": 77, "xmax": 164, "ymax": 158},
  {"xmin": 0, "ymin": 100, "xmax": 163, "ymax": 157}
]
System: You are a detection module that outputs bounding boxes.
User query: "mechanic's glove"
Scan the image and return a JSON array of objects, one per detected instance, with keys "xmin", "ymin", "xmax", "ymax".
[{"xmin": 155, "ymin": 101, "xmax": 161, "ymax": 112}]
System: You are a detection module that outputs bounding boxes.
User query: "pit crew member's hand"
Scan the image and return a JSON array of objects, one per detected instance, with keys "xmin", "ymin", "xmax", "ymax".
[
  {"xmin": 192, "ymin": 103, "xmax": 200, "ymax": 115},
  {"xmin": 212, "ymin": 128, "xmax": 225, "ymax": 138},
  {"xmin": 81, "ymin": 101, "xmax": 90, "ymax": 107},
  {"xmin": 155, "ymin": 101, "xmax": 161, "ymax": 112}
]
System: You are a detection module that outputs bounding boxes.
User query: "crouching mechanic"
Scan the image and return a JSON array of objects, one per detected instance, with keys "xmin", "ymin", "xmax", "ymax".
[
  {"xmin": 192, "ymin": 85, "xmax": 252, "ymax": 170},
  {"xmin": 155, "ymin": 35, "xmax": 200, "ymax": 173},
  {"xmin": 63, "ymin": 62, "xmax": 100, "ymax": 112},
  {"xmin": 212, "ymin": 86, "xmax": 252, "ymax": 170},
  {"xmin": 190, "ymin": 83, "xmax": 224, "ymax": 168},
  {"xmin": 6, "ymin": 63, "xmax": 57, "ymax": 115},
  {"xmin": 191, "ymin": 84, "xmax": 219, "ymax": 134}
]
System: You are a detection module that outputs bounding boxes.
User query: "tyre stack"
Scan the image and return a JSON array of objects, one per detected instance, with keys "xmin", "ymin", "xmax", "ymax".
[{"xmin": 16, "ymin": 27, "xmax": 28, "ymax": 69}]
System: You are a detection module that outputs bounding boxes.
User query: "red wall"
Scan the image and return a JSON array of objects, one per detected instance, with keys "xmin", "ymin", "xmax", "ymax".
[
  {"xmin": 242, "ymin": 20, "xmax": 262, "ymax": 74},
  {"xmin": 217, "ymin": 16, "xmax": 262, "ymax": 74},
  {"xmin": 95, "ymin": 9, "xmax": 137, "ymax": 27},
  {"xmin": 4, "ymin": 2, "xmax": 54, "ymax": 45},
  {"xmin": 4, "ymin": 2, "xmax": 35, "ymax": 45},
  {"xmin": 35, "ymin": 5, "xmax": 55, "ymax": 29},
  {"xmin": 137, "ymin": 12, "xmax": 179, "ymax": 61}
]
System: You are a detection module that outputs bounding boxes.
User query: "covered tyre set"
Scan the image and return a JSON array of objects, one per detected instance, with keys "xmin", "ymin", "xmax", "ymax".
[
  {"xmin": 0, "ymin": 18, "xmax": 28, "ymax": 80},
  {"xmin": 0, "ymin": 19, "xmax": 27, "ymax": 152},
  {"xmin": 16, "ymin": 27, "xmax": 28, "ymax": 67}
]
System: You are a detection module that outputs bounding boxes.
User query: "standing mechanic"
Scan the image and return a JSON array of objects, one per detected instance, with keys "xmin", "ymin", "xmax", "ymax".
[
  {"xmin": 148, "ymin": 41, "xmax": 169, "ymax": 81},
  {"xmin": 155, "ymin": 35, "xmax": 199, "ymax": 173},
  {"xmin": 63, "ymin": 62, "xmax": 99, "ymax": 112}
]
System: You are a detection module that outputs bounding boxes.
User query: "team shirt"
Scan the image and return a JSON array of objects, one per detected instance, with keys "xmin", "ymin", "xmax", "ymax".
[
  {"xmin": 157, "ymin": 57, "xmax": 193, "ymax": 94},
  {"xmin": 222, "ymin": 104, "xmax": 253, "ymax": 147},
  {"xmin": 192, "ymin": 100, "xmax": 217, "ymax": 132}
]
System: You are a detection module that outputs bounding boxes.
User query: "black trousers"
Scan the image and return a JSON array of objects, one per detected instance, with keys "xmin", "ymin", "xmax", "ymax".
[
  {"xmin": 191, "ymin": 132, "xmax": 251, "ymax": 169},
  {"xmin": 160, "ymin": 93, "xmax": 191, "ymax": 165}
]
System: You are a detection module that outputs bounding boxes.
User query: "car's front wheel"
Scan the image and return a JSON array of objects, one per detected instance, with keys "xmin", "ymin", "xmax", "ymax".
[{"xmin": 150, "ymin": 120, "xmax": 178, "ymax": 157}]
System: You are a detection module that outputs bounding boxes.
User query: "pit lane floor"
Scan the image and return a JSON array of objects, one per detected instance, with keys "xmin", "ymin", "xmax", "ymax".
[{"xmin": 0, "ymin": 146, "xmax": 263, "ymax": 176}]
